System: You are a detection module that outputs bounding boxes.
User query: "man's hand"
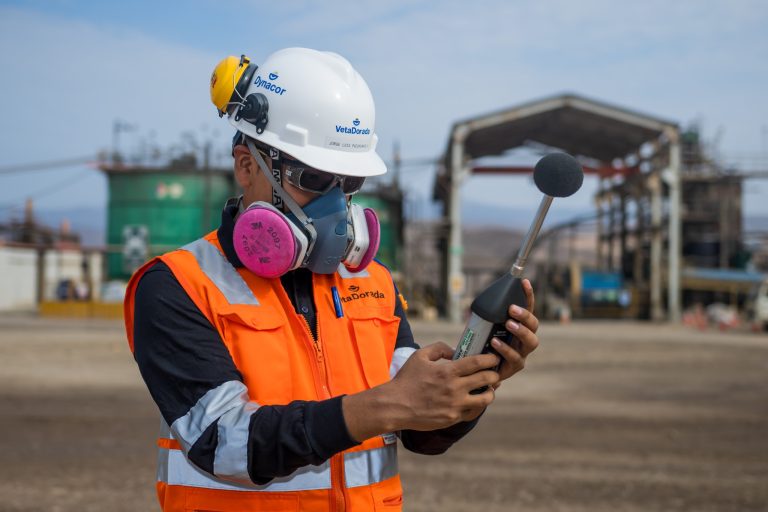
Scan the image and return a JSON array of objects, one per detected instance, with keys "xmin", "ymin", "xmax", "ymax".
[
  {"xmin": 342, "ymin": 280, "xmax": 538, "ymax": 442},
  {"xmin": 385, "ymin": 342, "xmax": 499, "ymax": 431},
  {"xmin": 342, "ymin": 344, "xmax": 500, "ymax": 441},
  {"xmin": 491, "ymin": 278, "xmax": 539, "ymax": 388}
]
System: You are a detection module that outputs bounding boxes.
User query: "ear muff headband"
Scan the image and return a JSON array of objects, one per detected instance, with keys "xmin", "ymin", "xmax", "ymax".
[
  {"xmin": 230, "ymin": 56, "xmax": 269, "ymax": 134},
  {"xmin": 232, "ymin": 56, "xmax": 257, "ymax": 105}
]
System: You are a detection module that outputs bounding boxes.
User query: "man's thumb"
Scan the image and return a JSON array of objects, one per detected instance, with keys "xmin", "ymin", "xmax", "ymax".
[{"xmin": 421, "ymin": 342, "xmax": 455, "ymax": 361}]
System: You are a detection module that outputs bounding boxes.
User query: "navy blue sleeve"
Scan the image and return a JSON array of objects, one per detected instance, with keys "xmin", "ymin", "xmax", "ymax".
[
  {"xmin": 391, "ymin": 287, "xmax": 481, "ymax": 455},
  {"xmin": 393, "ymin": 286, "xmax": 415, "ymax": 350},
  {"xmin": 133, "ymin": 261, "xmax": 358, "ymax": 483}
]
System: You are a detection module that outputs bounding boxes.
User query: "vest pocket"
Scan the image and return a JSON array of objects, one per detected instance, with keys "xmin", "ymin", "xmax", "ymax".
[
  {"xmin": 371, "ymin": 476, "xmax": 404, "ymax": 511},
  {"xmin": 218, "ymin": 303, "xmax": 286, "ymax": 330},
  {"xmin": 184, "ymin": 488, "xmax": 299, "ymax": 511},
  {"xmin": 346, "ymin": 307, "xmax": 400, "ymax": 388},
  {"xmin": 217, "ymin": 305, "xmax": 297, "ymax": 404}
]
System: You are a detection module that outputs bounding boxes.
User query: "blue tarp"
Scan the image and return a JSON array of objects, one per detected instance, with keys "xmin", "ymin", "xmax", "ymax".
[{"xmin": 582, "ymin": 271, "xmax": 623, "ymax": 290}]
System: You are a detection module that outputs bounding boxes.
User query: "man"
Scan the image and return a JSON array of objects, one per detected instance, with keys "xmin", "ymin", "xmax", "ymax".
[{"xmin": 124, "ymin": 47, "xmax": 539, "ymax": 512}]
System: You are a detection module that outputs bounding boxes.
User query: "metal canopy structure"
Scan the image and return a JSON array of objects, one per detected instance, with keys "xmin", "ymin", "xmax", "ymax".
[{"xmin": 435, "ymin": 93, "xmax": 682, "ymax": 323}]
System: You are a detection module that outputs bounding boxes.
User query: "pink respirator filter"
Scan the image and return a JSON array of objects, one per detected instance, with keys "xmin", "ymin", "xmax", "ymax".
[{"xmin": 233, "ymin": 206, "xmax": 298, "ymax": 278}]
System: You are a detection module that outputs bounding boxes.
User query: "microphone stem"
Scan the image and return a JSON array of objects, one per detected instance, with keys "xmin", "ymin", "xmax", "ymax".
[{"xmin": 510, "ymin": 195, "xmax": 553, "ymax": 277}]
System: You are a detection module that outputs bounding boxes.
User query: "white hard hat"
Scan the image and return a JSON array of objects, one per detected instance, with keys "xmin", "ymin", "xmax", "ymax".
[{"xmin": 229, "ymin": 48, "xmax": 386, "ymax": 178}]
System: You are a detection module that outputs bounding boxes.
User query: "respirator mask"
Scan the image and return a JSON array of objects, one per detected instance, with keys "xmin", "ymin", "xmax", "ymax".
[{"xmin": 232, "ymin": 138, "xmax": 380, "ymax": 278}]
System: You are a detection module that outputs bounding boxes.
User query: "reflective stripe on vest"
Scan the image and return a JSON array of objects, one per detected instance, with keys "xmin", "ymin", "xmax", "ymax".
[
  {"xmin": 181, "ymin": 239, "xmax": 259, "ymax": 306},
  {"xmin": 344, "ymin": 445, "xmax": 398, "ymax": 488},
  {"xmin": 158, "ymin": 448, "xmax": 332, "ymax": 491},
  {"xmin": 156, "ymin": 444, "xmax": 397, "ymax": 491}
]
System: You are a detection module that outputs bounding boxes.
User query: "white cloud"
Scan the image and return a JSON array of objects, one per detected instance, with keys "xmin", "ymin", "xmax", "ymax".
[
  {"xmin": 0, "ymin": 7, "xmax": 229, "ymax": 208},
  {"xmin": 0, "ymin": 1, "xmax": 767, "ymax": 215}
]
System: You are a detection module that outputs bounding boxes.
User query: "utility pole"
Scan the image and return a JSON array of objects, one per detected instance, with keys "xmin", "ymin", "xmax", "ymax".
[
  {"xmin": 112, "ymin": 119, "xmax": 136, "ymax": 165},
  {"xmin": 203, "ymin": 139, "xmax": 213, "ymax": 233},
  {"xmin": 392, "ymin": 140, "xmax": 401, "ymax": 191}
]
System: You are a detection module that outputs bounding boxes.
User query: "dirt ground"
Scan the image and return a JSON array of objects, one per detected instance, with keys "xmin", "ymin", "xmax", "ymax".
[{"xmin": 0, "ymin": 314, "xmax": 766, "ymax": 512}]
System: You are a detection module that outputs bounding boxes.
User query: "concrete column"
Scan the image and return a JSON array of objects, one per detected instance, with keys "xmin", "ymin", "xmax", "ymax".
[
  {"xmin": 607, "ymin": 195, "xmax": 615, "ymax": 270},
  {"xmin": 595, "ymin": 181, "xmax": 604, "ymax": 270},
  {"xmin": 666, "ymin": 130, "xmax": 682, "ymax": 323},
  {"xmin": 633, "ymin": 194, "xmax": 644, "ymax": 292},
  {"xmin": 649, "ymin": 172, "xmax": 663, "ymax": 321},
  {"xmin": 620, "ymin": 194, "xmax": 627, "ymax": 273},
  {"xmin": 447, "ymin": 126, "xmax": 469, "ymax": 323}
]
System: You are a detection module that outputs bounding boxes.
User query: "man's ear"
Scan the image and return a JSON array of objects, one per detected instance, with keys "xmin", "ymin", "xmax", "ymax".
[{"xmin": 233, "ymin": 145, "xmax": 255, "ymax": 188}]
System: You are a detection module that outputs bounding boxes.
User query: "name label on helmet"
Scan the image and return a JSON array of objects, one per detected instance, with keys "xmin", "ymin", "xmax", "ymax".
[
  {"xmin": 326, "ymin": 138, "xmax": 370, "ymax": 152},
  {"xmin": 254, "ymin": 75, "xmax": 287, "ymax": 95}
]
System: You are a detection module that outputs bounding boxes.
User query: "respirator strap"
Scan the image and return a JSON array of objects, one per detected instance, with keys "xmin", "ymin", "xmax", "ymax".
[
  {"xmin": 246, "ymin": 138, "xmax": 318, "ymax": 253},
  {"xmin": 267, "ymin": 146, "xmax": 283, "ymax": 210}
]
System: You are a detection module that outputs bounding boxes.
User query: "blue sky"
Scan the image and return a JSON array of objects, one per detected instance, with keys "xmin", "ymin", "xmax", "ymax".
[{"xmin": 1, "ymin": 0, "xmax": 767, "ymax": 226}]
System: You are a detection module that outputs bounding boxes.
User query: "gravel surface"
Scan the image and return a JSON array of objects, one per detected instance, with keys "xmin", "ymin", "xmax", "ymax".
[{"xmin": 0, "ymin": 315, "xmax": 766, "ymax": 511}]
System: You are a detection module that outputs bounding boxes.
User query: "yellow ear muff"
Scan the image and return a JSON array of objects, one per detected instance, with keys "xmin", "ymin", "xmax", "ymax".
[{"xmin": 210, "ymin": 55, "xmax": 256, "ymax": 117}]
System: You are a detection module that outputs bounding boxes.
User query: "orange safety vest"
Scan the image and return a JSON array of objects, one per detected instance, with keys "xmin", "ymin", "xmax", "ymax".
[{"xmin": 125, "ymin": 231, "xmax": 404, "ymax": 511}]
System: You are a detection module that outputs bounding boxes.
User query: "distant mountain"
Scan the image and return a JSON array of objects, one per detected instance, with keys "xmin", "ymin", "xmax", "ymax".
[
  {"xmin": 745, "ymin": 215, "xmax": 768, "ymax": 232},
  {"xmin": 427, "ymin": 199, "xmax": 766, "ymax": 233},
  {"xmin": 4, "ymin": 201, "xmax": 764, "ymax": 251},
  {"xmin": 461, "ymin": 199, "xmax": 594, "ymax": 230},
  {"xmin": 404, "ymin": 197, "xmax": 594, "ymax": 230}
]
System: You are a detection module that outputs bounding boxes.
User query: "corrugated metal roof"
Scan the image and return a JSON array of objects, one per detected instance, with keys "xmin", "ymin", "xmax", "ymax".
[{"xmin": 442, "ymin": 92, "xmax": 677, "ymax": 168}]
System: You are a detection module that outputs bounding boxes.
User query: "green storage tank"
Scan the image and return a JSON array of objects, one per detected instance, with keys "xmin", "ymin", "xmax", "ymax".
[
  {"xmin": 104, "ymin": 166, "xmax": 403, "ymax": 279},
  {"xmin": 105, "ymin": 167, "xmax": 235, "ymax": 279}
]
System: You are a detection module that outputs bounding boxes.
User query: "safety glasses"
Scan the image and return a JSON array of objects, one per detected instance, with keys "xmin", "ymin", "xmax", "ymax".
[{"xmin": 283, "ymin": 160, "xmax": 366, "ymax": 195}]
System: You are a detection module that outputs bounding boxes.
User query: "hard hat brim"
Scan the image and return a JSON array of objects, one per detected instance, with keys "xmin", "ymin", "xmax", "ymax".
[{"xmin": 235, "ymin": 120, "xmax": 387, "ymax": 178}]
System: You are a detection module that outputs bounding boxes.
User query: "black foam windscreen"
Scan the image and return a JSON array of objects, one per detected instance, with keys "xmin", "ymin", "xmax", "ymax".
[{"xmin": 533, "ymin": 152, "xmax": 584, "ymax": 198}]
